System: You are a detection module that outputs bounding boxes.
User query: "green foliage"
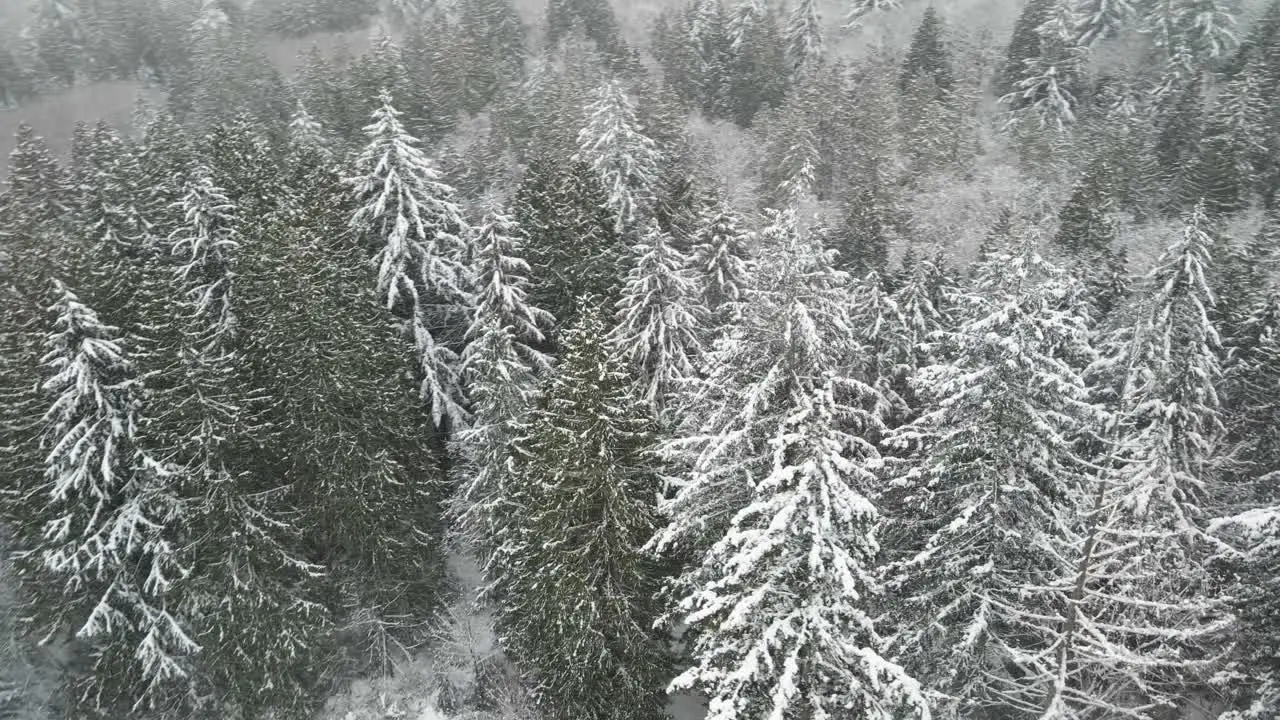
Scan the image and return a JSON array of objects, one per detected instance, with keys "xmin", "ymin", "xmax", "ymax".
[
  {"xmin": 900, "ymin": 6, "xmax": 953, "ymax": 94},
  {"xmin": 495, "ymin": 303, "xmax": 669, "ymax": 720},
  {"xmin": 513, "ymin": 157, "xmax": 624, "ymax": 336},
  {"xmin": 546, "ymin": 0, "xmax": 625, "ymax": 57}
]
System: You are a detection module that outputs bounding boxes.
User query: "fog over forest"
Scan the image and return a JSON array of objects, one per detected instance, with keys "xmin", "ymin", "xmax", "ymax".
[{"xmin": 1, "ymin": 0, "xmax": 1280, "ymax": 719}]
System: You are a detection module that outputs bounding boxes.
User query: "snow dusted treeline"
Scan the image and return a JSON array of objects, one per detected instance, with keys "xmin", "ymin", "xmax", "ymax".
[{"xmin": 0, "ymin": 0, "xmax": 1279, "ymax": 719}]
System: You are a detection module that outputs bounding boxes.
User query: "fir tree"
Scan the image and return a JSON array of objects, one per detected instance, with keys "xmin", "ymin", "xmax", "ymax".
[
  {"xmin": 66, "ymin": 122, "xmax": 153, "ymax": 330},
  {"xmin": 346, "ymin": 89, "xmax": 471, "ymax": 429},
  {"xmin": 453, "ymin": 210, "xmax": 554, "ymax": 562},
  {"xmin": 1054, "ymin": 161, "xmax": 1121, "ymax": 257},
  {"xmin": 653, "ymin": 209, "xmax": 928, "ymax": 720},
  {"xmin": 574, "ymin": 80, "xmax": 663, "ymax": 233},
  {"xmin": 169, "ymin": 168, "xmax": 238, "ymax": 349},
  {"xmin": 884, "ymin": 240, "xmax": 1101, "ymax": 719},
  {"xmin": 14, "ymin": 281, "xmax": 195, "ymax": 715},
  {"xmin": 900, "ymin": 6, "xmax": 954, "ymax": 94},
  {"xmin": 495, "ymin": 302, "xmax": 669, "ymax": 720},
  {"xmin": 612, "ymin": 220, "xmax": 706, "ymax": 416},
  {"xmin": 687, "ymin": 204, "xmax": 754, "ymax": 322},
  {"xmin": 785, "ymin": 0, "xmax": 824, "ymax": 72}
]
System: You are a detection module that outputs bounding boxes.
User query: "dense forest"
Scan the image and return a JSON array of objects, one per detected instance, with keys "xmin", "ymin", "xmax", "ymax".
[{"xmin": 1, "ymin": 0, "xmax": 1280, "ymax": 718}]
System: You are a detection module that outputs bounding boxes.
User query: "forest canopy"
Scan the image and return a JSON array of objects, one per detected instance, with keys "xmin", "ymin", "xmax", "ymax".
[{"xmin": 1, "ymin": 0, "xmax": 1280, "ymax": 719}]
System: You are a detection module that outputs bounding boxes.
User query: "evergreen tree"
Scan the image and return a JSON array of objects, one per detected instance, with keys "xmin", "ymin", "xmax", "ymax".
[
  {"xmin": 25, "ymin": 0, "xmax": 89, "ymax": 86},
  {"xmin": 574, "ymin": 80, "xmax": 663, "ymax": 233},
  {"xmin": 2, "ymin": 124, "xmax": 71, "ymax": 238},
  {"xmin": 1000, "ymin": 0, "xmax": 1085, "ymax": 133},
  {"xmin": 825, "ymin": 179, "xmax": 900, "ymax": 278},
  {"xmin": 346, "ymin": 89, "xmax": 471, "ymax": 429},
  {"xmin": 723, "ymin": 0, "xmax": 790, "ymax": 126},
  {"xmin": 169, "ymin": 168, "xmax": 237, "ymax": 348},
  {"xmin": 900, "ymin": 6, "xmax": 954, "ymax": 94},
  {"xmin": 158, "ymin": 161, "xmax": 329, "ymax": 719},
  {"xmin": 455, "ymin": 0, "xmax": 526, "ymax": 115},
  {"xmin": 287, "ymin": 101, "xmax": 335, "ymax": 162},
  {"xmin": 11, "ymin": 281, "xmax": 195, "ymax": 715},
  {"xmin": 513, "ymin": 156, "xmax": 624, "ymax": 334},
  {"xmin": 0, "ymin": 47, "xmax": 35, "ymax": 107},
  {"xmin": 1153, "ymin": 76, "xmax": 1205, "ymax": 192},
  {"xmin": 843, "ymin": 0, "xmax": 903, "ymax": 28},
  {"xmin": 653, "ymin": 209, "xmax": 928, "ymax": 720},
  {"xmin": 453, "ymin": 210, "xmax": 554, "ymax": 562},
  {"xmin": 1180, "ymin": 67, "xmax": 1268, "ymax": 214},
  {"xmin": 1047, "ymin": 204, "xmax": 1231, "ymax": 716},
  {"xmin": 495, "ymin": 303, "xmax": 669, "ymax": 720},
  {"xmin": 65, "ymin": 122, "xmax": 153, "ymax": 330},
  {"xmin": 884, "ymin": 240, "xmax": 1101, "ymax": 719},
  {"xmin": 241, "ymin": 148, "xmax": 445, "ymax": 677},
  {"xmin": 755, "ymin": 84, "xmax": 833, "ymax": 207},
  {"xmin": 1054, "ymin": 160, "xmax": 1121, "ymax": 257},
  {"xmin": 687, "ymin": 204, "xmax": 754, "ymax": 322},
  {"xmin": 612, "ymin": 220, "xmax": 706, "ymax": 416},
  {"xmin": 785, "ymin": 0, "xmax": 824, "ymax": 72},
  {"xmin": 1074, "ymin": 0, "xmax": 1138, "ymax": 45},
  {"xmin": 1212, "ymin": 288, "xmax": 1280, "ymax": 720},
  {"xmin": 998, "ymin": 0, "xmax": 1055, "ymax": 98},
  {"xmin": 546, "ymin": 0, "xmax": 624, "ymax": 56},
  {"xmin": 134, "ymin": 110, "xmax": 194, "ymax": 244}
]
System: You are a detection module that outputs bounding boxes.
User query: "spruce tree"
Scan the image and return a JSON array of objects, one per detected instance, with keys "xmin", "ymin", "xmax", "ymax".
[
  {"xmin": 1048, "ymin": 204, "xmax": 1232, "ymax": 715},
  {"xmin": 512, "ymin": 156, "xmax": 624, "ymax": 333},
  {"xmin": 687, "ymin": 204, "xmax": 753, "ymax": 322},
  {"xmin": 242, "ymin": 147, "xmax": 445, "ymax": 677},
  {"xmin": 884, "ymin": 240, "xmax": 1101, "ymax": 719},
  {"xmin": 65, "ymin": 122, "xmax": 153, "ymax": 330},
  {"xmin": 611, "ymin": 220, "xmax": 706, "ymax": 416},
  {"xmin": 723, "ymin": 0, "xmax": 789, "ymax": 126},
  {"xmin": 825, "ymin": 180, "xmax": 900, "ymax": 277},
  {"xmin": 1054, "ymin": 160, "xmax": 1122, "ymax": 257},
  {"xmin": 785, "ymin": 0, "xmax": 824, "ymax": 72},
  {"xmin": 1181, "ymin": 68, "xmax": 1268, "ymax": 214},
  {"xmin": 1211, "ymin": 290, "xmax": 1280, "ymax": 720},
  {"xmin": 900, "ymin": 6, "xmax": 954, "ymax": 94},
  {"xmin": 998, "ymin": 0, "xmax": 1055, "ymax": 98},
  {"xmin": 1074, "ymin": 0, "xmax": 1137, "ymax": 45},
  {"xmin": 843, "ymin": 0, "xmax": 903, "ymax": 28},
  {"xmin": 1000, "ymin": 0, "xmax": 1085, "ymax": 133},
  {"xmin": 494, "ymin": 302, "xmax": 669, "ymax": 720},
  {"xmin": 546, "ymin": 0, "xmax": 624, "ymax": 56},
  {"xmin": 455, "ymin": 0, "xmax": 526, "ymax": 115},
  {"xmin": 453, "ymin": 210, "xmax": 554, "ymax": 563},
  {"xmin": 653, "ymin": 209, "xmax": 928, "ymax": 720},
  {"xmin": 346, "ymin": 89, "xmax": 471, "ymax": 429},
  {"xmin": 159, "ymin": 162, "xmax": 329, "ymax": 719},
  {"xmin": 12, "ymin": 281, "xmax": 195, "ymax": 716},
  {"xmin": 574, "ymin": 80, "xmax": 663, "ymax": 234}
]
